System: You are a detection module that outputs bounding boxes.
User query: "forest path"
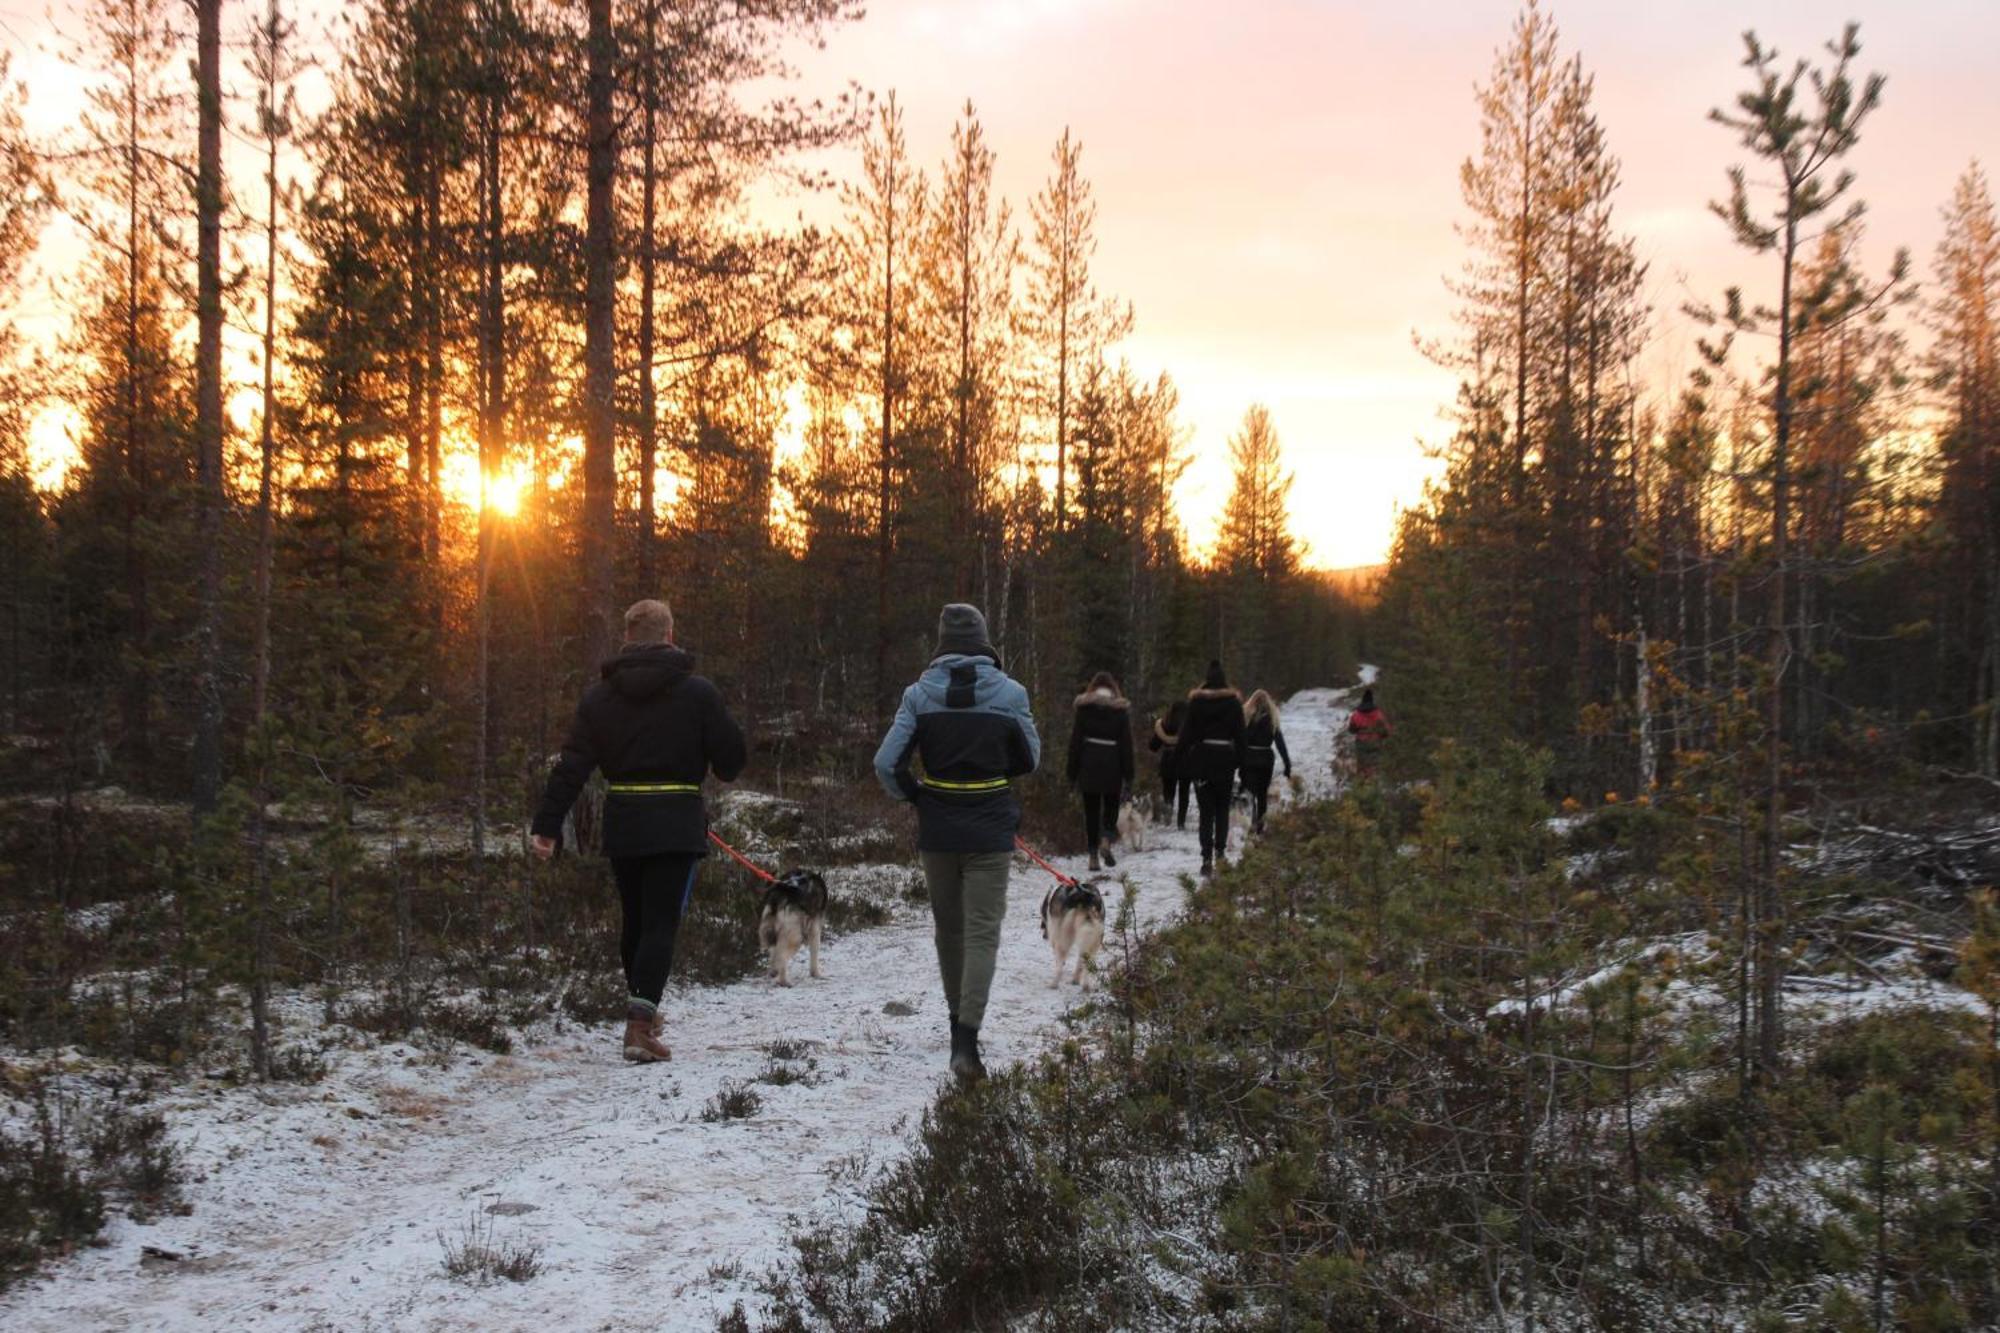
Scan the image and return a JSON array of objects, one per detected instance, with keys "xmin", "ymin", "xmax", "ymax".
[{"xmin": 0, "ymin": 687, "xmax": 1354, "ymax": 1332}]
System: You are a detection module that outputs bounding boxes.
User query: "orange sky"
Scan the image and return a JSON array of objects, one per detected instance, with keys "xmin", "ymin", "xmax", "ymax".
[{"xmin": 7, "ymin": 0, "xmax": 1999, "ymax": 568}]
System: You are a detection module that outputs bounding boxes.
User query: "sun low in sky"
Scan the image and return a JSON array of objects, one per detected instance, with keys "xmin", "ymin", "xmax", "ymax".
[{"xmin": 9, "ymin": 0, "xmax": 1998, "ymax": 569}]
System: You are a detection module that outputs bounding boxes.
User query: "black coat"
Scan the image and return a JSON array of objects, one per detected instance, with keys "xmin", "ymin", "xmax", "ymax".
[
  {"xmin": 1175, "ymin": 686, "xmax": 1245, "ymax": 783},
  {"xmin": 1066, "ymin": 690, "xmax": 1135, "ymax": 796},
  {"xmin": 1241, "ymin": 712, "xmax": 1292, "ymax": 779},
  {"xmin": 532, "ymin": 644, "xmax": 747, "ymax": 858}
]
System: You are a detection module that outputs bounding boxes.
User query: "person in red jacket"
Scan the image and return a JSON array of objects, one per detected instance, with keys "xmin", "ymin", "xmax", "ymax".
[{"xmin": 1347, "ymin": 687, "xmax": 1391, "ymax": 779}]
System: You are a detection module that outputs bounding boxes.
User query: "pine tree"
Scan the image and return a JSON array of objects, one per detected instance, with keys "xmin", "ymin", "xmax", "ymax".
[
  {"xmin": 1708, "ymin": 19, "xmax": 1890, "ymax": 1076},
  {"xmin": 1024, "ymin": 128, "xmax": 1130, "ymax": 534},
  {"xmin": 1928, "ymin": 164, "xmax": 2000, "ymax": 774},
  {"xmin": 1214, "ymin": 404, "xmax": 1298, "ymax": 672},
  {"xmin": 834, "ymin": 93, "xmax": 926, "ymax": 713},
  {"xmin": 922, "ymin": 100, "xmax": 1016, "ymax": 601}
]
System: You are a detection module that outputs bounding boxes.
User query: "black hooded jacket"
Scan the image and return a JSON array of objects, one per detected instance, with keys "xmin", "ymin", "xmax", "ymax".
[
  {"xmin": 1066, "ymin": 688, "xmax": 1135, "ymax": 796},
  {"xmin": 1175, "ymin": 686, "xmax": 1246, "ymax": 782},
  {"xmin": 531, "ymin": 644, "xmax": 747, "ymax": 858}
]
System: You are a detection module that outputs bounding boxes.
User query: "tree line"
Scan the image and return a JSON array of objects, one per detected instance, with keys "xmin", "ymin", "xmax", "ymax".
[
  {"xmin": 1378, "ymin": 4, "xmax": 1998, "ymax": 1085},
  {"xmin": 0, "ymin": 0, "xmax": 1360, "ymax": 834}
]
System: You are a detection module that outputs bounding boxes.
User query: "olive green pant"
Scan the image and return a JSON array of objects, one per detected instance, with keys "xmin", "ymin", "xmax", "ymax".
[{"xmin": 921, "ymin": 850, "xmax": 1012, "ymax": 1031}]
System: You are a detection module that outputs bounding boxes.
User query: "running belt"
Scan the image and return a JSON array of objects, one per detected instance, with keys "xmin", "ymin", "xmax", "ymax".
[
  {"xmin": 605, "ymin": 781, "xmax": 701, "ymax": 795},
  {"xmin": 918, "ymin": 775, "xmax": 1011, "ymax": 793}
]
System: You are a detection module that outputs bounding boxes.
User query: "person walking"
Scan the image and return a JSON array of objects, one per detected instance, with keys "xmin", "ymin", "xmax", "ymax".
[
  {"xmin": 874, "ymin": 603, "xmax": 1040, "ymax": 1084},
  {"xmin": 531, "ymin": 599, "xmax": 747, "ymax": 1064},
  {"xmin": 1174, "ymin": 660, "xmax": 1244, "ymax": 878},
  {"xmin": 1348, "ymin": 686, "xmax": 1392, "ymax": 779},
  {"xmin": 1149, "ymin": 699, "xmax": 1191, "ymax": 828},
  {"xmin": 1066, "ymin": 672, "xmax": 1134, "ymax": 871},
  {"xmin": 1239, "ymin": 689, "xmax": 1292, "ymax": 834}
]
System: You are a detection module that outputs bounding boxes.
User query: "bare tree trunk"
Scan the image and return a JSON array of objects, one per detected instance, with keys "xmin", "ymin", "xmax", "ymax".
[
  {"xmin": 1760, "ymin": 214, "xmax": 1799, "ymax": 1079},
  {"xmin": 581, "ymin": 0, "xmax": 618, "ymax": 671},
  {"xmin": 874, "ymin": 124, "xmax": 897, "ymax": 717},
  {"xmin": 473, "ymin": 63, "xmax": 505, "ymax": 879},
  {"xmin": 248, "ymin": 0, "xmax": 288, "ymax": 1080},
  {"xmin": 636, "ymin": 0, "xmax": 659, "ymax": 585},
  {"xmin": 190, "ymin": 0, "xmax": 226, "ymax": 813}
]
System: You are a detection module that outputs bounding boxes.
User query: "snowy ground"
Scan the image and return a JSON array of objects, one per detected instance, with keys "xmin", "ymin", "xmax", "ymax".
[{"xmin": 0, "ymin": 687, "xmax": 1359, "ymax": 1333}]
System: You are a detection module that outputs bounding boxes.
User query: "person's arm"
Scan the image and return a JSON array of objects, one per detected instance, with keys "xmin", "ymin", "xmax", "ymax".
[
  {"xmin": 872, "ymin": 688, "xmax": 922, "ymax": 802},
  {"xmin": 1065, "ymin": 709, "xmax": 1083, "ymax": 786},
  {"xmin": 703, "ymin": 682, "xmax": 748, "ymax": 783},
  {"xmin": 1275, "ymin": 727, "xmax": 1292, "ymax": 776},
  {"xmin": 1004, "ymin": 678, "xmax": 1040, "ymax": 778},
  {"xmin": 531, "ymin": 698, "xmax": 597, "ymax": 856}
]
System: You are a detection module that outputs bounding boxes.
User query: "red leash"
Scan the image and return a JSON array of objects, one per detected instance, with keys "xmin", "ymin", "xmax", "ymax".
[
  {"xmin": 708, "ymin": 828, "xmax": 778, "ymax": 884},
  {"xmin": 1014, "ymin": 834, "xmax": 1081, "ymax": 888}
]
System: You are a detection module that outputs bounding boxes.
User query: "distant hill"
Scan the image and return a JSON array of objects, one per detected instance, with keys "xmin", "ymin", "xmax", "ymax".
[{"xmin": 1316, "ymin": 563, "xmax": 1385, "ymax": 606}]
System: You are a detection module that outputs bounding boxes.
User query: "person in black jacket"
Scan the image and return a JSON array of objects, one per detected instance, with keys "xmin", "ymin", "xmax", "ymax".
[
  {"xmin": 1239, "ymin": 689, "xmax": 1292, "ymax": 834},
  {"xmin": 531, "ymin": 599, "xmax": 747, "ymax": 1065},
  {"xmin": 1067, "ymin": 672, "xmax": 1135, "ymax": 872},
  {"xmin": 1175, "ymin": 660, "xmax": 1245, "ymax": 878},
  {"xmin": 1148, "ymin": 699, "xmax": 1191, "ymax": 828}
]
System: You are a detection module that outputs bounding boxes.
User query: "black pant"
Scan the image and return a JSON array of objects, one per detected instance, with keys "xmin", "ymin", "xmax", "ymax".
[
  {"xmin": 1082, "ymin": 789, "xmax": 1122, "ymax": 848},
  {"xmin": 1242, "ymin": 761, "xmax": 1275, "ymax": 831},
  {"xmin": 1161, "ymin": 770, "xmax": 1192, "ymax": 826},
  {"xmin": 1193, "ymin": 775, "xmax": 1233, "ymax": 858},
  {"xmin": 611, "ymin": 852, "xmax": 699, "ymax": 1015}
]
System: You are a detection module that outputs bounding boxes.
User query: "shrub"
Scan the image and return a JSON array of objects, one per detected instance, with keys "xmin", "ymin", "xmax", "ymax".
[{"xmin": 437, "ymin": 1212, "xmax": 543, "ymax": 1284}]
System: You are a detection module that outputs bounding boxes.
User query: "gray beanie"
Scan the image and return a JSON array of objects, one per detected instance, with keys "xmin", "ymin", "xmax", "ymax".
[{"xmin": 935, "ymin": 603, "xmax": 999, "ymax": 664}]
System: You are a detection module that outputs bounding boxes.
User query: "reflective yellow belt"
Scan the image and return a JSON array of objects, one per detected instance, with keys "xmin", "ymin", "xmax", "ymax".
[
  {"xmin": 919, "ymin": 775, "xmax": 1011, "ymax": 793},
  {"xmin": 605, "ymin": 782, "xmax": 702, "ymax": 795}
]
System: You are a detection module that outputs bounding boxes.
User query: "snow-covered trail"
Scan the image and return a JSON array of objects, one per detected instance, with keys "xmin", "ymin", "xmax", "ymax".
[{"xmin": 2, "ymin": 688, "xmax": 1355, "ymax": 1333}]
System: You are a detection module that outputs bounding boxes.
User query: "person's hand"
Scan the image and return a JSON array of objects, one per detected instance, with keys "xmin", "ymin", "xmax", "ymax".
[{"xmin": 531, "ymin": 834, "xmax": 556, "ymax": 861}]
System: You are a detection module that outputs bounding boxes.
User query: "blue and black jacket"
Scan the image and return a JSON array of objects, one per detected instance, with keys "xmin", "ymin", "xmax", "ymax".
[{"xmin": 873, "ymin": 653, "xmax": 1041, "ymax": 854}]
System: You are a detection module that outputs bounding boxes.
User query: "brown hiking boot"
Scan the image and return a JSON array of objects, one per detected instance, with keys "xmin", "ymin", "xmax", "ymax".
[{"xmin": 622, "ymin": 1017, "xmax": 671, "ymax": 1064}]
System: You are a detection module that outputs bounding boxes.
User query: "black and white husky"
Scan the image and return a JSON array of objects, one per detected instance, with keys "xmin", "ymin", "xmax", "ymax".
[
  {"xmin": 1039, "ymin": 879, "xmax": 1106, "ymax": 991},
  {"xmin": 759, "ymin": 870, "xmax": 829, "ymax": 987}
]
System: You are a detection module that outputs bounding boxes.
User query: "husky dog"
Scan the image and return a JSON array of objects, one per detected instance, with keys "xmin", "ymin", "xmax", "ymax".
[
  {"xmin": 759, "ymin": 869, "xmax": 829, "ymax": 986},
  {"xmin": 1040, "ymin": 880, "xmax": 1107, "ymax": 990},
  {"xmin": 1115, "ymin": 798, "xmax": 1150, "ymax": 853}
]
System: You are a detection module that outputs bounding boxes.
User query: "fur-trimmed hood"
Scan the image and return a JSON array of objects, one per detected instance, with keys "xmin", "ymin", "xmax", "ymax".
[
  {"xmin": 1188, "ymin": 686, "xmax": 1242, "ymax": 702},
  {"xmin": 1074, "ymin": 687, "xmax": 1129, "ymax": 711},
  {"xmin": 1152, "ymin": 717, "xmax": 1176, "ymax": 744}
]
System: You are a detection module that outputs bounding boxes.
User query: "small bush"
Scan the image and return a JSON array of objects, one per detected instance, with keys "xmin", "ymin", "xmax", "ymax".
[
  {"xmin": 758, "ymin": 1058, "xmax": 819, "ymax": 1088},
  {"xmin": 0, "ymin": 1085, "xmax": 186, "ymax": 1292},
  {"xmin": 700, "ymin": 1081, "xmax": 762, "ymax": 1123},
  {"xmin": 438, "ymin": 1212, "xmax": 543, "ymax": 1284}
]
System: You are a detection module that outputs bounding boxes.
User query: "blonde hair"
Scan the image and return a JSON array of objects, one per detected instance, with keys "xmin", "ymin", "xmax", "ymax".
[
  {"xmin": 1244, "ymin": 689, "xmax": 1279, "ymax": 728},
  {"xmin": 623, "ymin": 599, "xmax": 674, "ymax": 645}
]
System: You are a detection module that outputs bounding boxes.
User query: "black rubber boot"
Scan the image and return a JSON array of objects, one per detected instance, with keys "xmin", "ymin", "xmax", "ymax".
[
  {"xmin": 1200, "ymin": 854, "xmax": 1214, "ymax": 879},
  {"xmin": 949, "ymin": 1021, "xmax": 986, "ymax": 1085},
  {"xmin": 1102, "ymin": 843, "xmax": 1117, "ymax": 868}
]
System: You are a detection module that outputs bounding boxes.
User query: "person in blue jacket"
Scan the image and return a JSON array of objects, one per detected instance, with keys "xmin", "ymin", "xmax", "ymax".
[{"xmin": 873, "ymin": 604, "xmax": 1040, "ymax": 1083}]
